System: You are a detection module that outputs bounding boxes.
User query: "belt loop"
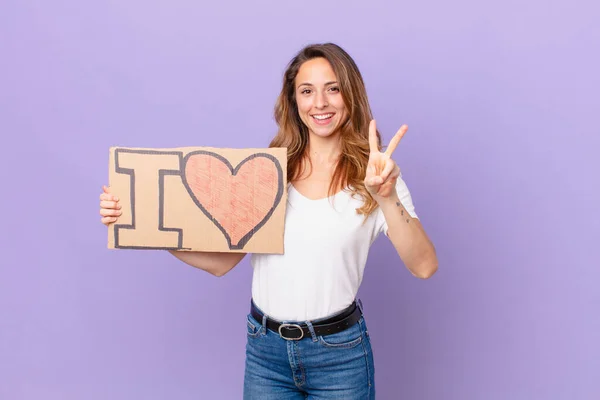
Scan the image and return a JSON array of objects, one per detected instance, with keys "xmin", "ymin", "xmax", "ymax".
[
  {"xmin": 261, "ymin": 314, "xmax": 267, "ymax": 335},
  {"xmin": 305, "ymin": 320, "xmax": 318, "ymax": 342},
  {"xmin": 251, "ymin": 299, "xmax": 268, "ymax": 335}
]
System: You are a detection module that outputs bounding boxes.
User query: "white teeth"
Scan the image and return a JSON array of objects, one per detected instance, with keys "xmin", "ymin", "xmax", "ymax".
[{"xmin": 313, "ymin": 113, "xmax": 333, "ymax": 120}]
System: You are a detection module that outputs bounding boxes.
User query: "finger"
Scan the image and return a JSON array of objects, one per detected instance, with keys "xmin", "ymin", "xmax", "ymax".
[
  {"xmin": 103, "ymin": 185, "xmax": 110, "ymax": 193},
  {"xmin": 379, "ymin": 159, "xmax": 396, "ymax": 182},
  {"xmin": 366, "ymin": 156, "xmax": 382, "ymax": 176},
  {"xmin": 100, "ymin": 192, "xmax": 119, "ymax": 202},
  {"xmin": 383, "ymin": 166, "xmax": 401, "ymax": 186},
  {"xmin": 366, "ymin": 157, "xmax": 378, "ymax": 172},
  {"xmin": 384, "ymin": 125, "xmax": 408, "ymax": 157},
  {"xmin": 365, "ymin": 176, "xmax": 383, "ymax": 188},
  {"xmin": 100, "ymin": 208, "xmax": 122, "ymax": 217},
  {"xmin": 100, "ymin": 200, "xmax": 121, "ymax": 210},
  {"xmin": 101, "ymin": 216, "xmax": 118, "ymax": 225},
  {"xmin": 390, "ymin": 164, "xmax": 401, "ymax": 180},
  {"xmin": 368, "ymin": 119, "xmax": 378, "ymax": 153}
]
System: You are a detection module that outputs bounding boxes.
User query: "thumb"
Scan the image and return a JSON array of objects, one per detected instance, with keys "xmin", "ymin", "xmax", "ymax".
[{"xmin": 366, "ymin": 176, "xmax": 383, "ymax": 187}]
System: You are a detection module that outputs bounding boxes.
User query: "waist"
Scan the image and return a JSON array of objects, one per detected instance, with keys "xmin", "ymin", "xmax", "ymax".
[{"xmin": 250, "ymin": 299, "xmax": 362, "ymax": 341}]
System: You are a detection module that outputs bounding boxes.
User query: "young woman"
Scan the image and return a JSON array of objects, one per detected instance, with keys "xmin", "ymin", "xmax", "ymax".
[{"xmin": 99, "ymin": 43, "xmax": 437, "ymax": 399}]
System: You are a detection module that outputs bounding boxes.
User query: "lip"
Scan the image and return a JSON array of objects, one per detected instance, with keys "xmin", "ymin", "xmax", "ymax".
[{"xmin": 310, "ymin": 112, "xmax": 336, "ymax": 126}]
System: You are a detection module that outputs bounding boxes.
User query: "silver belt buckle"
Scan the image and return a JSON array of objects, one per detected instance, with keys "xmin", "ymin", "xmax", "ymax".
[{"xmin": 278, "ymin": 324, "xmax": 304, "ymax": 340}]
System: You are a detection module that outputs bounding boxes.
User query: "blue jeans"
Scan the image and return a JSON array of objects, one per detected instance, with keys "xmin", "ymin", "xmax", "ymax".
[{"xmin": 243, "ymin": 303, "xmax": 376, "ymax": 399}]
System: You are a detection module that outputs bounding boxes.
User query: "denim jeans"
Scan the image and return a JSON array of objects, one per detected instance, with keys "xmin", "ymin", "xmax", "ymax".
[{"xmin": 243, "ymin": 302, "xmax": 376, "ymax": 399}]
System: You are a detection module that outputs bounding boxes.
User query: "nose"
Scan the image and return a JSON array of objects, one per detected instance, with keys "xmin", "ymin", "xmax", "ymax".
[{"xmin": 314, "ymin": 90, "xmax": 328, "ymax": 109}]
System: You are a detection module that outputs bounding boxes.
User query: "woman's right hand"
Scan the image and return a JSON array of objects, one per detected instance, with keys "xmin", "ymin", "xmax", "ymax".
[{"xmin": 99, "ymin": 185, "xmax": 122, "ymax": 225}]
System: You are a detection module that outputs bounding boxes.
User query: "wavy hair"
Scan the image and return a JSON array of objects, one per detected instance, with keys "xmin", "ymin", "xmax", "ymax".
[{"xmin": 269, "ymin": 43, "xmax": 382, "ymax": 216}]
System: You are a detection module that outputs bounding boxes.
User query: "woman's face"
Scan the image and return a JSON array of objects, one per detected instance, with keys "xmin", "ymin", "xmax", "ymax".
[{"xmin": 294, "ymin": 57, "xmax": 348, "ymax": 139}]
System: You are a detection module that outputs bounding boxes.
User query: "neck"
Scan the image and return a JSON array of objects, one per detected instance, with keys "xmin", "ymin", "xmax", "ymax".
[{"xmin": 306, "ymin": 132, "xmax": 342, "ymax": 164}]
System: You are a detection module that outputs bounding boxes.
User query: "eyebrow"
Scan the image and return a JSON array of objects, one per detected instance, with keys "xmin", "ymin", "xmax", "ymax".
[{"xmin": 297, "ymin": 81, "xmax": 338, "ymax": 88}]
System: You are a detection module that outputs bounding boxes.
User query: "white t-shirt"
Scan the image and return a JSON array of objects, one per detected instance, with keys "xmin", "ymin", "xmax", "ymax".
[{"xmin": 250, "ymin": 176, "xmax": 418, "ymax": 321}]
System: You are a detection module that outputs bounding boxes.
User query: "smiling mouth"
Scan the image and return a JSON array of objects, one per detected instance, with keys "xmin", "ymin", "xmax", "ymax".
[{"xmin": 311, "ymin": 113, "xmax": 335, "ymax": 123}]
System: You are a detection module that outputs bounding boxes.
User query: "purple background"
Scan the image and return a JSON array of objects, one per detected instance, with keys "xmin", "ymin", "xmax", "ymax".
[{"xmin": 1, "ymin": 1, "xmax": 598, "ymax": 399}]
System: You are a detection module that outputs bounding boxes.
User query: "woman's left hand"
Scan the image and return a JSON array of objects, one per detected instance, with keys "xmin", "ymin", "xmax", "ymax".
[{"xmin": 364, "ymin": 119, "xmax": 408, "ymax": 200}]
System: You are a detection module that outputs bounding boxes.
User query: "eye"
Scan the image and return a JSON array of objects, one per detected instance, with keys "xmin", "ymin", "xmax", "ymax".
[
  {"xmin": 328, "ymin": 86, "xmax": 340, "ymax": 93},
  {"xmin": 301, "ymin": 88, "xmax": 312, "ymax": 95}
]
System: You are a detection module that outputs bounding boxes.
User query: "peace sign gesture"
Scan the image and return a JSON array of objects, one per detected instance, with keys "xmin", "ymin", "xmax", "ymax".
[{"xmin": 364, "ymin": 119, "xmax": 408, "ymax": 199}]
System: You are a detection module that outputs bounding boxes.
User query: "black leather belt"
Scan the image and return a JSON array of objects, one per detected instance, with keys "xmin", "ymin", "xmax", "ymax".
[{"xmin": 250, "ymin": 300, "xmax": 362, "ymax": 341}]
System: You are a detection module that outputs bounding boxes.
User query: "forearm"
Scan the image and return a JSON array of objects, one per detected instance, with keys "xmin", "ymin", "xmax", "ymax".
[
  {"xmin": 168, "ymin": 250, "xmax": 246, "ymax": 277},
  {"xmin": 379, "ymin": 192, "xmax": 438, "ymax": 279}
]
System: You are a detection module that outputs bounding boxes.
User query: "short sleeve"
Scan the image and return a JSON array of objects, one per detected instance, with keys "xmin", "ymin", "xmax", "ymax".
[{"xmin": 375, "ymin": 175, "xmax": 419, "ymax": 236}]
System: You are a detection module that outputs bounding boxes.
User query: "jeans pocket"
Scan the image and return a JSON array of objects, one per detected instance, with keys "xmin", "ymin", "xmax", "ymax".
[
  {"xmin": 318, "ymin": 322, "xmax": 363, "ymax": 349},
  {"xmin": 246, "ymin": 314, "xmax": 262, "ymax": 338}
]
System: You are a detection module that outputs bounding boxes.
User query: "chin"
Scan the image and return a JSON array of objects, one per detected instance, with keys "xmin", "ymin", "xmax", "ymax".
[{"xmin": 310, "ymin": 127, "xmax": 338, "ymax": 138}]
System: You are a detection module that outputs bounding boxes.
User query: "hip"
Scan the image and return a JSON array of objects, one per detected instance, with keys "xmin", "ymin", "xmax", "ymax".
[{"xmin": 244, "ymin": 299, "xmax": 376, "ymax": 397}]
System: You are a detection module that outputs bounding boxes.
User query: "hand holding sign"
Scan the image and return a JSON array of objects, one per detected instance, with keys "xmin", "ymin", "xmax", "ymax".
[{"xmin": 99, "ymin": 184, "xmax": 123, "ymax": 227}]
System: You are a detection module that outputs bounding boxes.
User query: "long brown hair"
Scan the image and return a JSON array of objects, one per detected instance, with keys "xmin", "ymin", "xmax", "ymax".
[{"xmin": 269, "ymin": 43, "xmax": 382, "ymax": 216}]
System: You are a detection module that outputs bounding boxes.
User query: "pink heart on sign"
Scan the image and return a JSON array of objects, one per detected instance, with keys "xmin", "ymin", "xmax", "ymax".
[{"xmin": 181, "ymin": 151, "xmax": 284, "ymax": 249}]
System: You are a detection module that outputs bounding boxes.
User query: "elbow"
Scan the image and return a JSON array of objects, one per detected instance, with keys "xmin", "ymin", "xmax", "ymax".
[
  {"xmin": 206, "ymin": 262, "xmax": 237, "ymax": 278},
  {"xmin": 208, "ymin": 267, "xmax": 230, "ymax": 278},
  {"xmin": 409, "ymin": 254, "xmax": 438, "ymax": 279},
  {"xmin": 205, "ymin": 254, "xmax": 245, "ymax": 277},
  {"xmin": 412, "ymin": 262, "xmax": 438, "ymax": 279}
]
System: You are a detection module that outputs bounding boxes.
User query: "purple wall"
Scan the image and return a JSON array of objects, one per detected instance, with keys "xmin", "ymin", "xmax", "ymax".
[{"xmin": 1, "ymin": 1, "xmax": 598, "ymax": 399}]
